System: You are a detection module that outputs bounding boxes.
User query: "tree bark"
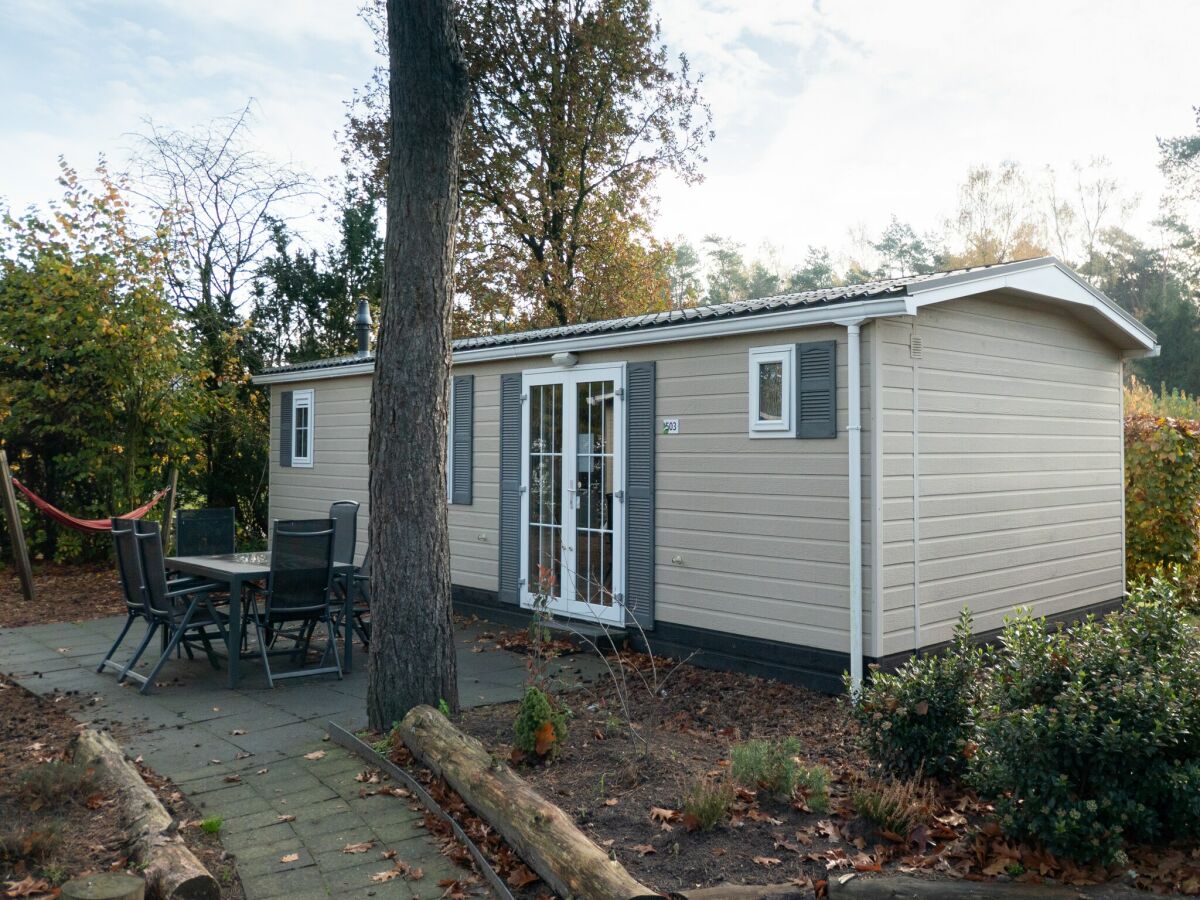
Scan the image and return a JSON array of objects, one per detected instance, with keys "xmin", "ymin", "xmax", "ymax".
[
  {"xmin": 399, "ymin": 705, "xmax": 659, "ymax": 900},
  {"xmin": 73, "ymin": 730, "xmax": 218, "ymax": 900},
  {"xmin": 367, "ymin": 0, "xmax": 470, "ymax": 728}
]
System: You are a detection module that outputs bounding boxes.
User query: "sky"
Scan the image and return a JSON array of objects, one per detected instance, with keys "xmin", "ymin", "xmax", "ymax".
[{"xmin": 2, "ymin": 0, "xmax": 1199, "ymax": 268}]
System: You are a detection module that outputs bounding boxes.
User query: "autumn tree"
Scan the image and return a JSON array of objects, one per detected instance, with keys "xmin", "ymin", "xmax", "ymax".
[
  {"xmin": 367, "ymin": 0, "xmax": 469, "ymax": 728},
  {"xmin": 129, "ymin": 106, "xmax": 313, "ymax": 534},
  {"xmin": 0, "ymin": 161, "xmax": 200, "ymax": 558},
  {"xmin": 345, "ymin": 0, "xmax": 711, "ymax": 331},
  {"xmin": 943, "ymin": 161, "xmax": 1049, "ymax": 267}
]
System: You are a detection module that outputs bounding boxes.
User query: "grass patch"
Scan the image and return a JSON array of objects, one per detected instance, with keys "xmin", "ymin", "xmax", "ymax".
[
  {"xmin": 0, "ymin": 820, "xmax": 62, "ymax": 864},
  {"xmin": 730, "ymin": 737, "xmax": 806, "ymax": 797},
  {"xmin": 681, "ymin": 777, "xmax": 733, "ymax": 832},
  {"xmin": 794, "ymin": 764, "xmax": 832, "ymax": 813},
  {"xmin": 14, "ymin": 759, "xmax": 98, "ymax": 809},
  {"xmin": 199, "ymin": 817, "xmax": 223, "ymax": 835},
  {"xmin": 851, "ymin": 774, "xmax": 934, "ymax": 837}
]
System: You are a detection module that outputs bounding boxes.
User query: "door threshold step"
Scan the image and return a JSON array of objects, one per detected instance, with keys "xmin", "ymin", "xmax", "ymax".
[{"xmin": 542, "ymin": 618, "xmax": 628, "ymax": 648}]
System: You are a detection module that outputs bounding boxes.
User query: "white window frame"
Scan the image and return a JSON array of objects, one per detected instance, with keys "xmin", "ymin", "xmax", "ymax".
[
  {"xmin": 748, "ymin": 345, "xmax": 795, "ymax": 438},
  {"xmin": 446, "ymin": 377, "xmax": 455, "ymax": 502},
  {"xmin": 291, "ymin": 389, "xmax": 315, "ymax": 467}
]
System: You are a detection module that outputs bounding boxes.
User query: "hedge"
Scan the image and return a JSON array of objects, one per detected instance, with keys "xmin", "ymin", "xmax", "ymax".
[{"xmin": 1125, "ymin": 413, "xmax": 1200, "ymax": 580}]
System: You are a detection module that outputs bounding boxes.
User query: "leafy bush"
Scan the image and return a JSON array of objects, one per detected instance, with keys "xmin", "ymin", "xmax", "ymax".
[
  {"xmin": 849, "ymin": 609, "xmax": 982, "ymax": 780},
  {"xmin": 970, "ymin": 587, "xmax": 1200, "ymax": 864},
  {"xmin": 851, "ymin": 774, "xmax": 933, "ymax": 837},
  {"xmin": 1124, "ymin": 412, "xmax": 1200, "ymax": 580},
  {"xmin": 730, "ymin": 737, "xmax": 804, "ymax": 797},
  {"xmin": 513, "ymin": 686, "xmax": 567, "ymax": 758},
  {"xmin": 681, "ymin": 777, "xmax": 732, "ymax": 831}
]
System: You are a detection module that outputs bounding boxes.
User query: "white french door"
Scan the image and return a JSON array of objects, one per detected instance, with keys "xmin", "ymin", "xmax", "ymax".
[{"xmin": 520, "ymin": 363, "xmax": 626, "ymax": 625}]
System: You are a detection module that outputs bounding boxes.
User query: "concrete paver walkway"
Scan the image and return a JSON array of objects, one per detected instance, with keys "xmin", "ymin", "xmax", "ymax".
[{"xmin": 0, "ymin": 614, "xmax": 606, "ymax": 900}]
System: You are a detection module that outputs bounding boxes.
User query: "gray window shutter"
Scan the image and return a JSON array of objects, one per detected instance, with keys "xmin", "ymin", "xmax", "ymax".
[
  {"xmin": 451, "ymin": 374, "xmax": 474, "ymax": 505},
  {"xmin": 624, "ymin": 361, "xmax": 656, "ymax": 630},
  {"xmin": 498, "ymin": 373, "xmax": 522, "ymax": 605},
  {"xmin": 279, "ymin": 390, "xmax": 293, "ymax": 467},
  {"xmin": 796, "ymin": 340, "xmax": 837, "ymax": 439}
]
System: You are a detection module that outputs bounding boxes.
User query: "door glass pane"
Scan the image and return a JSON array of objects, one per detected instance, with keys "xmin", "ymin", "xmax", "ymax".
[
  {"xmin": 757, "ymin": 361, "xmax": 783, "ymax": 421},
  {"xmin": 528, "ymin": 383, "xmax": 563, "ymax": 598},
  {"xmin": 575, "ymin": 380, "xmax": 614, "ymax": 607}
]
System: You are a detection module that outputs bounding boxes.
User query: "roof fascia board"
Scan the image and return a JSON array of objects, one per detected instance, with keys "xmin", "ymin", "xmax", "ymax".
[
  {"xmin": 252, "ymin": 361, "xmax": 375, "ymax": 385},
  {"xmin": 906, "ymin": 261, "xmax": 1158, "ymax": 353}
]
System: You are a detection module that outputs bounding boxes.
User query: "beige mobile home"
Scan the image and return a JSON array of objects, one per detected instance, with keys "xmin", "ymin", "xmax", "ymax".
[{"xmin": 252, "ymin": 258, "xmax": 1158, "ymax": 691}]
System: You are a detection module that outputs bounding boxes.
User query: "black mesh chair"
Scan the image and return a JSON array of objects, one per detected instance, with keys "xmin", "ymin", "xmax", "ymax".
[
  {"xmin": 247, "ymin": 519, "xmax": 341, "ymax": 688},
  {"xmin": 333, "ymin": 540, "xmax": 372, "ymax": 648},
  {"xmin": 175, "ymin": 507, "xmax": 236, "ymax": 556},
  {"xmin": 127, "ymin": 520, "xmax": 228, "ymax": 694},
  {"xmin": 329, "ymin": 501, "xmax": 359, "ymax": 566},
  {"xmin": 96, "ymin": 518, "xmax": 151, "ymax": 677}
]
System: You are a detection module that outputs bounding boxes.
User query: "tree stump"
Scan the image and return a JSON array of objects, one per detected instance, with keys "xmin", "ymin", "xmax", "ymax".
[
  {"xmin": 61, "ymin": 874, "xmax": 145, "ymax": 900},
  {"xmin": 399, "ymin": 704, "xmax": 659, "ymax": 900},
  {"xmin": 73, "ymin": 729, "xmax": 218, "ymax": 900}
]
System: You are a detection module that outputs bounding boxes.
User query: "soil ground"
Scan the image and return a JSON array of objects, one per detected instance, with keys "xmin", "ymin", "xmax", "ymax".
[
  {"xmin": 449, "ymin": 634, "xmax": 1200, "ymax": 898},
  {"xmin": 0, "ymin": 563, "xmax": 124, "ymax": 628},
  {"xmin": 0, "ymin": 671, "xmax": 243, "ymax": 898}
]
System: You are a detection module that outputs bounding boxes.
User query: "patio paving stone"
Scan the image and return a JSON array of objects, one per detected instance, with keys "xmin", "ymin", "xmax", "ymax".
[{"xmin": 0, "ymin": 611, "xmax": 601, "ymax": 898}]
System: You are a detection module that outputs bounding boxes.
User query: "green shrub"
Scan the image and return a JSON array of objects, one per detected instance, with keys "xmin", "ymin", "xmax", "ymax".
[
  {"xmin": 730, "ymin": 737, "xmax": 805, "ymax": 797},
  {"xmin": 851, "ymin": 774, "xmax": 933, "ymax": 837},
  {"xmin": 513, "ymin": 686, "xmax": 567, "ymax": 757},
  {"xmin": 1124, "ymin": 412, "xmax": 1200, "ymax": 580},
  {"xmin": 15, "ymin": 759, "xmax": 97, "ymax": 808},
  {"xmin": 794, "ymin": 764, "xmax": 831, "ymax": 814},
  {"xmin": 849, "ymin": 609, "xmax": 982, "ymax": 780},
  {"xmin": 681, "ymin": 777, "xmax": 732, "ymax": 831},
  {"xmin": 969, "ymin": 586, "xmax": 1200, "ymax": 865}
]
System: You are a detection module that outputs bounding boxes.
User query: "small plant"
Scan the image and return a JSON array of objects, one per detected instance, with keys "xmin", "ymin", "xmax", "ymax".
[
  {"xmin": 681, "ymin": 776, "xmax": 733, "ymax": 832},
  {"xmin": 437, "ymin": 698, "xmax": 452, "ymax": 718},
  {"xmin": 371, "ymin": 721, "xmax": 399, "ymax": 754},
  {"xmin": 41, "ymin": 865, "xmax": 69, "ymax": 885},
  {"xmin": 730, "ymin": 737, "xmax": 804, "ymax": 797},
  {"xmin": 199, "ymin": 817, "xmax": 223, "ymax": 834},
  {"xmin": 513, "ymin": 686, "xmax": 568, "ymax": 758},
  {"xmin": 851, "ymin": 774, "xmax": 933, "ymax": 837},
  {"xmin": 15, "ymin": 759, "xmax": 98, "ymax": 809},
  {"xmin": 0, "ymin": 822, "xmax": 61, "ymax": 864},
  {"xmin": 849, "ymin": 608, "xmax": 982, "ymax": 780},
  {"xmin": 794, "ymin": 764, "xmax": 832, "ymax": 814}
]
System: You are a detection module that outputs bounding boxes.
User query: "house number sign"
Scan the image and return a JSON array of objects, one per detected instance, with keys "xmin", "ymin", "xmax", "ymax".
[{"xmin": 662, "ymin": 418, "xmax": 680, "ymax": 435}]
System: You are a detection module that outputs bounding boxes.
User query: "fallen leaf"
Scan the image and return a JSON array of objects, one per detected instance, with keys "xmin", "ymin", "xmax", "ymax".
[
  {"xmin": 649, "ymin": 806, "xmax": 679, "ymax": 823},
  {"xmin": 303, "ymin": 750, "xmax": 326, "ymax": 761},
  {"xmin": 342, "ymin": 841, "xmax": 374, "ymax": 854},
  {"xmin": 3, "ymin": 877, "xmax": 55, "ymax": 898},
  {"xmin": 506, "ymin": 866, "xmax": 539, "ymax": 888},
  {"xmin": 380, "ymin": 849, "xmax": 397, "ymax": 860},
  {"xmin": 533, "ymin": 721, "xmax": 557, "ymax": 755},
  {"xmin": 754, "ymin": 856, "xmax": 782, "ymax": 867},
  {"xmin": 230, "ymin": 729, "xmax": 246, "ymax": 736},
  {"xmin": 256, "ymin": 768, "xmax": 269, "ymax": 775},
  {"xmin": 603, "ymin": 798, "xmax": 618, "ymax": 807},
  {"xmin": 223, "ymin": 774, "xmax": 241, "ymax": 783},
  {"xmin": 370, "ymin": 868, "xmax": 400, "ymax": 883},
  {"xmin": 630, "ymin": 844, "xmax": 657, "ymax": 856},
  {"xmin": 279, "ymin": 853, "xmax": 299, "ymax": 864},
  {"xmin": 276, "ymin": 814, "xmax": 296, "ymax": 823}
]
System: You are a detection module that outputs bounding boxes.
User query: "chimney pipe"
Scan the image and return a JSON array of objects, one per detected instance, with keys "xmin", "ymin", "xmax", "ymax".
[{"xmin": 354, "ymin": 298, "xmax": 373, "ymax": 357}]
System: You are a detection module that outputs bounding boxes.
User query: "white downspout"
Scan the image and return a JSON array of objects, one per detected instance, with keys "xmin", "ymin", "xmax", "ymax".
[{"xmin": 838, "ymin": 319, "xmax": 865, "ymax": 694}]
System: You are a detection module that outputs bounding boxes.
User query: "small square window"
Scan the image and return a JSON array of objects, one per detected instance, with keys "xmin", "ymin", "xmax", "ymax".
[
  {"xmin": 291, "ymin": 389, "xmax": 314, "ymax": 467},
  {"xmin": 748, "ymin": 346, "xmax": 794, "ymax": 437}
]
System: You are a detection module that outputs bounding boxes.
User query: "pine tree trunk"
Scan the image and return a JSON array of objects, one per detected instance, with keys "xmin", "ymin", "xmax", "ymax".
[{"xmin": 367, "ymin": 0, "xmax": 469, "ymax": 729}]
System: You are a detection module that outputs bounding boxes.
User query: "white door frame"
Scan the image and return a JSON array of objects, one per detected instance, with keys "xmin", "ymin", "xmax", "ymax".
[{"xmin": 519, "ymin": 362, "xmax": 626, "ymax": 626}]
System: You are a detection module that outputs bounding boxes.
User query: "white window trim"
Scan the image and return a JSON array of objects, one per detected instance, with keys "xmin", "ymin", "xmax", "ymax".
[
  {"xmin": 291, "ymin": 389, "xmax": 315, "ymax": 467},
  {"xmin": 446, "ymin": 377, "xmax": 455, "ymax": 502},
  {"xmin": 748, "ymin": 345, "xmax": 795, "ymax": 438}
]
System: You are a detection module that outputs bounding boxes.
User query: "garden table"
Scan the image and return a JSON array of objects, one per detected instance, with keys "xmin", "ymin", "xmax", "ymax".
[{"xmin": 164, "ymin": 551, "xmax": 356, "ymax": 688}]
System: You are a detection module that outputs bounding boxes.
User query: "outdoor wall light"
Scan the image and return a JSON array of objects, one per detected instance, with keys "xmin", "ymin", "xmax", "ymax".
[{"xmin": 551, "ymin": 351, "xmax": 579, "ymax": 368}]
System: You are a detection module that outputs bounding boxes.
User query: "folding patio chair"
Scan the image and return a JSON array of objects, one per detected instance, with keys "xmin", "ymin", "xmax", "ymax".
[
  {"xmin": 96, "ymin": 518, "xmax": 152, "ymax": 678},
  {"xmin": 175, "ymin": 507, "xmax": 236, "ymax": 556},
  {"xmin": 333, "ymin": 540, "xmax": 372, "ymax": 648},
  {"xmin": 247, "ymin": 519, "xmax": 342, "ymax": 688},
  {"xmin": 126, "ymin": 520, "xmax": 228, "ymax": 694}
]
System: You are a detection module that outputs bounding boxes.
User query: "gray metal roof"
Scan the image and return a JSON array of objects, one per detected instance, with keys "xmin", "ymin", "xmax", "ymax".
[{"xmin": 260, "ymin": 259, "xmax": 1041, "ymax": 377}]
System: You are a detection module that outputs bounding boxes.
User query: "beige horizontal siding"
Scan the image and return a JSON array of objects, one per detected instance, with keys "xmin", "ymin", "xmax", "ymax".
[{"xmin": 878, "ymin": 294, "xmax": 1125, "ymax": 656}]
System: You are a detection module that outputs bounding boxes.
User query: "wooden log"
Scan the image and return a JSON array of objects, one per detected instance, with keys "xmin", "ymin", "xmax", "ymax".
[
  {"xmin": 62, "ymin": 873, "xmax": 146, "ymax": 900},
  {"xmin": 826, "ymin": 873, "xmax": 1139, "ymax": 898},
  {"xmin": 398, "ymin": 704, "xmax": 660, "ymax": 900},
  {"xmin": 73, "ymin": 729, "xmax": 218, "ymax": 900},
  {"xmin": 0, "ymin": 449, "xmax": 35, "ymax": 603},
  {"xmin": 675, "ymin": 884, "xmax": 806, "ymax": 899},
  {"xmin": 162, "ymin": 468, "xmax": 178, "ymax": 555}
]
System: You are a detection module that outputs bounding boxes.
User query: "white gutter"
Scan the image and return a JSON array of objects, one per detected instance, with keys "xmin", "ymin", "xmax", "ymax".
[
  {"xmin": 253, "ymin": 361, "xmax": 375, "ymax": 385},
  {"xmin": 836, "ymin": 318, "xmax": 865, "ymax": 695}
]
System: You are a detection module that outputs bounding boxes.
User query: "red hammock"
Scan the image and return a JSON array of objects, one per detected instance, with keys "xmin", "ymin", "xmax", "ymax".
[{"xmin": 11, "ymin": 479, "xmax": 170, "ymax": 535}]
